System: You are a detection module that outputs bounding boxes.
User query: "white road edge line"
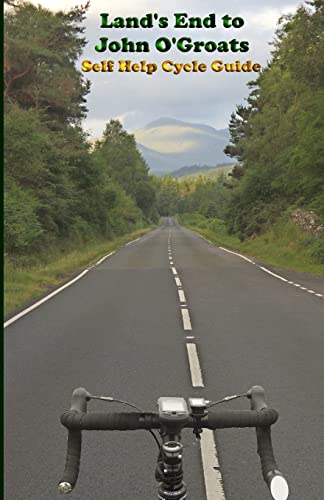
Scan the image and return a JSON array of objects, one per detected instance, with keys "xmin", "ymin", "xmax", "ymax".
[
  {"xmin": 186, "ymin": 343, "xmax": 204, "ymax": 387},
  {"xmin": 181, "ymin": 308, "xmax": 192, "ymax": 330},
  {"xmin": 4, "ymin": 248, "xmax": 120, "ymax": 328},
  {"xmin": 4, "ymin": 269, "xmax": 89, "ymax": 328},
  {"xmin": 219, "ymin": 246, "xmax": 323, "ymax": 299},
  {"xmin": 219, "ymin": 246, "xmax": 255, "ymax": 264},
  {"xmin": 178, "ymin": 289, "xmax": 186, "ymax": 303},
  {"xmin": 95, "ymin": 251, "xmax": 116, "ymax": 266},
  {"xmin": 258, "ymin": 266, "xmax": 288, "ymax": 282},
  {"xmin": 125, "ymin": 237, "xmax": 140, "ymax": 246},
  {"xmin": 200, "ymin": 430, "xmax": 226, "ymax": 500}
]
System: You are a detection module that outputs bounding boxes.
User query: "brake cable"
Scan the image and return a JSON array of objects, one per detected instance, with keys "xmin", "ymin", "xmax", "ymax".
[
  {"xmin": 87, "ymin": 394, "xmax": 162, "ymax": 449},
  {"xmin": 206, "ymin": 393, "xmax": 248, "ymax": 409}
]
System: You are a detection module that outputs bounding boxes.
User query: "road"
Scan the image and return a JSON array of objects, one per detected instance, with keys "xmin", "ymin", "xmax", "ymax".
[{"xmin": 5, "ymin": 218, "xmax": 324, "ymax": 500}]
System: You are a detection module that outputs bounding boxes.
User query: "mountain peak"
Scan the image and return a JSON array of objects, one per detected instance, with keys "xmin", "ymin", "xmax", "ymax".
[
  {"xmin": 144, "ymin": 117, "xmax": 186, "ymax": 129},
  {"xmin": 135, "ymin": 118, "xmax": 230, "ymax": 174}
]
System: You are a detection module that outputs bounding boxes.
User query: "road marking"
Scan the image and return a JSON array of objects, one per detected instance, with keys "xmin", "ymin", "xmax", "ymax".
[
  {"xmin": 175, "ymin": 277, "xmax": 182, "ymax": 287},
  {"xmin": 219, "ymin": 246, "xmax": 255, "ymax": 264},
  {"xmin": 186, "ymin": 344, "xmax": 204, "ymax": 387},
  {"xmin": 181, "ymin": 308, "xmax": 192, "ymax": 330},
  {"xmin": 200, "ymin": 235, "xmax": 213, "ymax": 245},
  {"xmin": 178, "ymin": 289, "xmax": 186, "ymax": 303},
  {"xmin": 125, "ymin": 238, "xmax": 140, "ymax": 246},
  {"xmin": 95, "ymin": 251, "xmax": 116, "ymax": 266},
  {"xmin": 186, "ymin": 336, "xmax": 195, "ymax": 340},
  {"xmin": 170, "ymin": 261, "xmax": 174, "ymax": 265},
  {"xmin": 258, "ymin": 266, "xmax": 288, "ymax": 282},
  {"xmin": 4, "ymin": 269, "xmax": 89, "ymax": 328},
  {"xmin": 200, "ymin": 430, "xmax": 226, "ymax": 500},
  {"xmin": 218, "ymin": 246, "xmax": 323, "ymax": 300},
  {"xmin": 171, "ymin": 267, "xmax": 178, "ymax": 275}
]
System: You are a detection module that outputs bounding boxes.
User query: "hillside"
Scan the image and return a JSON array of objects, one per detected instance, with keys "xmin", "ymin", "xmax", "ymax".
[
  {"xmin": 170, "ymin": 164, "xmax": 234, "ymax": 179},
  {"xmin": 134, "ymin": 118, "xmax": 231, "ymax": 175}
]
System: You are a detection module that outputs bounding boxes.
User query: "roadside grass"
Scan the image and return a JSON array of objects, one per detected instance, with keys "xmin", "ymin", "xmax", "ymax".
[
  {"xmin": 179, "ymin": 214, "xmax": 324, "ymax": 276},
  {"xmin": 4, "ymin": 227, "xmax": 154, "ymax": 317}
]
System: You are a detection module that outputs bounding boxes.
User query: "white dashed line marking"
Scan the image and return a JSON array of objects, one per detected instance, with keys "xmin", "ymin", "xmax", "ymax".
[
  {"xmin": 175, "ymin": 277, "xmax": 182, "ymax": 287},
  {"xmin": 186, "ymin": 344, "xmax": 204, "ymax": 387},
  {"xmin": 178, "ymin": 289, "xmax": 186, "ymax": 303},
  {"xmin": 172, "ymin": 267, "xmax": 178, "ymax": 275},
  {"xmin": 181, "ymin": 308, "xmax": 192, "ymax": 330},
  {"xmin": 200, "ymin": 430, "xmax": 226, "ymax": 500}
]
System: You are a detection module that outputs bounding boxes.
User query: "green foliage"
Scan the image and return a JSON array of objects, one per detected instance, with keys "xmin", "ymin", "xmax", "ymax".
[
  {"xmin": 4, "ymin": 3, "xmax": 159, "ymax": 260},
  {"xmin": 308, "ymin": 237, "xmax": 324, "ymax": 264},
  {"xmin": 156, "ymin": 177, "xmax": 180, "ymax": 215},
  {"xmin": 223, "ymin": 3, "xmax": 324, "ymax": 238},
  {"xmin": 4, "ymin": 181, "xmax": 43, "ymax": 253},
  {"xmin": 180, "ymin": 214, "xmax": 324, "ymax": 275}
]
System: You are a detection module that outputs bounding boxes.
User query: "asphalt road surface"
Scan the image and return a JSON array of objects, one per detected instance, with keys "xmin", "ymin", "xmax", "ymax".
[{"xmin": 5, "ymin": 218, "xmax": 324, "ymax": 500}]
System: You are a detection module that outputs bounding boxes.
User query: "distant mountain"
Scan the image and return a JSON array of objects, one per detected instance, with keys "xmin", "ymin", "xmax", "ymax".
[
  {"xmin": 170, "ymin": 165, "xmax": 214, "ymax": 178},
  {"xmin": 174, "ymin": 164, "xmax": 234, "ymax": 180},
  {"xmin": 134, "ymin": 118, "xmax": 231, "ymax": 175}
]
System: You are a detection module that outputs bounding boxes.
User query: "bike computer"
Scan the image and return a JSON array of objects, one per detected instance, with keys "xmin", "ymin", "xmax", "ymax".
[{"xmin": 158, "ymin": 397, "xmax": 189, "ymax": 422}]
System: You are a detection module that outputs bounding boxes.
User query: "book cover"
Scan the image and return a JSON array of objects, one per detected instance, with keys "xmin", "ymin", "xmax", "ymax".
[{"xmin": 4, "ymin": 1, "xmax": 323, "ymax": 499}]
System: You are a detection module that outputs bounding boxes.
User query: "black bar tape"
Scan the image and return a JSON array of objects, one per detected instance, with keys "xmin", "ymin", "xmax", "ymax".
[
  {"xmin": 256, "ymin": 426, "xmax": 278, "ymax": 484},
  {"xmin": 59, "ymin": 429, "xmax": 82, "ymax": 488},
  {"xmin": 61, "ymin": 411, "xmax": 161, "ymax": 430},
  {"xmin": 205, "ymin": 408, "xmax": 278, "ymax": 429},
  {"xmin": 61, "ymin": 408, "xmax": 278, "ymax": 432}
]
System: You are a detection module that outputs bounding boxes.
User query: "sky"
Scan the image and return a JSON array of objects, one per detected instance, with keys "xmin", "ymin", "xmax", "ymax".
[{"xmin": 25, "ymin": 0, "xmax": 304, "ymax": 137}]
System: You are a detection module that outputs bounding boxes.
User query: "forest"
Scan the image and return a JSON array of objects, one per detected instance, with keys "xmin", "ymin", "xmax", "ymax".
[
  {"xmin": 4, "ymin": 0, "xmax": 324, "ymax": 275},
  {"xmin": 4, "ymin": 1, "xmax": 159, "ymax": 260},
  {"xmin": 157, "ymin": 0, "xmax": 324, "ymax": 268}
]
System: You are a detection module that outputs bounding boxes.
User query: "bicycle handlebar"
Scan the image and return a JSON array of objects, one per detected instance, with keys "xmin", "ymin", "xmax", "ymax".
[{"xmin": 58, "ymin": 386, "xmax": 288, "ymax": 499}]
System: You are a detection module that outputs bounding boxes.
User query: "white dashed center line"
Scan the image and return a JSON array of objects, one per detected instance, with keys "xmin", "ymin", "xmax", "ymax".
[
  {"xmin": 168, "ymin": 223, "xmax": 226, "ymax": 500},
  {"xmin": 178, "ymin": 289, "xmax": 186, "ymax": 303},
  {"xmin": 200, "ymin": 430, "xmax": 226, "ymax": 500},
  {"xmin": 175, "ymin": 277, "xmax": 182, "ymax": 287},
  {"xmin": 186, "ymin": 344, "xmax": 204, "ymax": 387},
  {"xmin": 181, "ymin": 308, "xmax": 192, "ymax": 330}
]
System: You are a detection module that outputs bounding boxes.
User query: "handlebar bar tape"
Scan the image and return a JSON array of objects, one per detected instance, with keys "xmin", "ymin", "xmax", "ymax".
[
  {"xmin": 205, "ymin": 409, "xmax": 278, "ymax": 429},
  {"xmin": 58, "ymin": 429, "xmax": 82, "ymax": 491},
  {"xmin": 61, "ymin": 408, "xmax": 278, "ymax": 431},
  {"xmin": 256, "ymin": 426, "xmax": 282, "ymax": 485},
  {"xmin": 61, "ymin": 411, "xmax": 161, "ymax": 430}
]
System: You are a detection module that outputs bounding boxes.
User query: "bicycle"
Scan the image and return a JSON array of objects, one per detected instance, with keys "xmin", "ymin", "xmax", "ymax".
[{"xmin": 58, "ymin": 385, "xmax": 289, "ymax": 499}]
